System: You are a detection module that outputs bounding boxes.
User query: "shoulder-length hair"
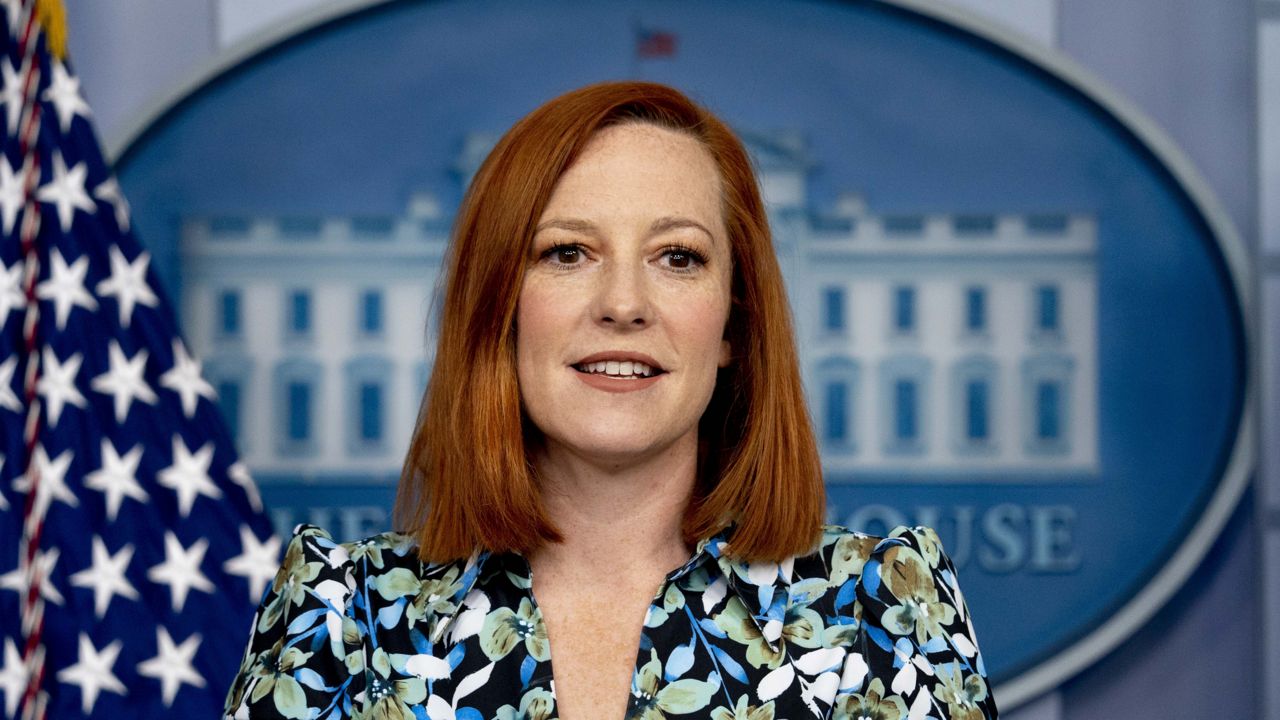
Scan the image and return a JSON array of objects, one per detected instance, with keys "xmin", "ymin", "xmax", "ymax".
[{"xmin": 395, "ymin": 81, "xmax": 824, "ymax": 562}]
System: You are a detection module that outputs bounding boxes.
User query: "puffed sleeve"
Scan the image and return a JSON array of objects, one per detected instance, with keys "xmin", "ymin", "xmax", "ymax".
[
  {"xmin": 830, "ymin": 526, "xmax": 997, "ymax": 720},
  {"xmin": 224, "ymin": 525, "xmax": 365, "ymax": 720}
]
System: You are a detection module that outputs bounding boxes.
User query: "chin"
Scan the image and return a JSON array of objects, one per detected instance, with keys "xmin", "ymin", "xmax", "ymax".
[
  {"xmin": 571, "ymin": 433, "xmax": 665, "ymax": 459},
  {"xmin": 550, "ymin": 426, "xmax": 688, "ymax": 464}
]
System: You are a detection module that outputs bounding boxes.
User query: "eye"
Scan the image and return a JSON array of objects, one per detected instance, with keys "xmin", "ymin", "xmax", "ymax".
[
  {"xmin": 660, "ymin": 245, "xmax": 708, "ymax": 272},
  {"xmin": 541, "ymin": 242, "xmax": 585, "ymax": 267}
]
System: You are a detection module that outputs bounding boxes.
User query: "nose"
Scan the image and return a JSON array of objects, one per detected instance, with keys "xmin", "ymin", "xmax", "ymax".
[{"xmin": 594, "ymin": 258, "xmax": 650, "ymax": 328}]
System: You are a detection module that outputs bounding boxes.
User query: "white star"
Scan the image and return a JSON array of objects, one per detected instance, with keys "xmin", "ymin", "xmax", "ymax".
[
  {"xmin": 69, "ymin": 536, "xmax": 138, "ymax": 618},
  {"xmin": 0, "ymin": 546, "xmax": 64, "ymax": 605},
  {"xmin": 0, "ymin": 0, "xmax": 16, "ymax": 28},
  {"xmin": 224, "ymin": 526, "xmax": 280, "ymax": 602},
  {"xmin": 56, "ymin": 634, "xmax": 126, "ymax": 714},
  {"xmin": 159, "ymin": 340, "xmax": 215, "ymax": 418},
  {"xmin": 95, "ymin": 246, "xmax": 157, "ymax": 328},
  {"xmin": 12, "ymin": 444, "xmax": 77, "ymax": 519},
  {"xmin": 0, "ymin": 355, "xmax": 19, "ymax": 413},
  {"xmin": 147, "ymin": 532, "xmax": 213, "ymax": 612},
  {"xmin": 136, "ymin": 627, "xmax": 204, "ymax": 707},
  {"xmin": 35, "ymin": 345, "xmax": 86, "ymax": 426},
  {"xmin": 157, "ymin": 435, "xmax": 220, "ymax": 518},
  {"xmin": 35, "ymin": 247, "xmax": 97, "ymax": 330},
  {"xmin": 228, "ymin": 461, "xmax": 262, "ymax": 512},
  {"xmin": 83, "ymin": 439, "xmax": 147, "ymax": 522},
  {"xmin": 41, "ymin": 61, "xmax": 91, "ymax": 134},
  {"xmin": 0, "ymin": 638, "xmax": 26, "ymax": 719},
  {"xmin": 35, "ymin": 150, "xmax": 94, "ymax": 232},
  {"xmin": 0, "ymin": 258, "xmax": 24, "ymax": 330},
  {"xmin": 0, "ymin": 57, "xmax": 21, "ymax": 136},
  {"xmin": 90, "ymin": 340, "xmax": 156, "ymax": 422},
  {"xmin": 92, "ymin": 176, "xmax": 130, "ymax": 232},
  {"xmin": 0, "ymin": 155, "xmax": 27, "ymax": 234},
  {"xmin": 0, "ymin": 0, "xmax": 16, "ymax": 23}
]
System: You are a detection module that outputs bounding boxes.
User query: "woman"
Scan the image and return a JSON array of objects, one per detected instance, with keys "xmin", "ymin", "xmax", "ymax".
[{"xmin": 225, "ymin": 81, "xmax": 997, "ymax": 720}]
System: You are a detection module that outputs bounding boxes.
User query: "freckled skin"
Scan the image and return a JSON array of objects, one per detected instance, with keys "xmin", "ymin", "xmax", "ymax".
[
  {"xmin": 515, "ymin": 123, "xmax": 734, "ymax": 718},
  {"xmin": 530, "ymin": 576, "xmax": 665, "ymax": 720},
  {"xmin": 516, "ymin": 122, "xmax": 732, "ymax": 469}
]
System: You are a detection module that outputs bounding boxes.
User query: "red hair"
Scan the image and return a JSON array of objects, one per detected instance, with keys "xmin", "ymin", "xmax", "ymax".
[{"xmin": 395, "ymin": 81, "xmax": 824, "ymax": 562}]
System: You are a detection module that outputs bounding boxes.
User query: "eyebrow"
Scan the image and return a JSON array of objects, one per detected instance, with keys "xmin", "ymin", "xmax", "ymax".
[{"xmin": 534, "ymin": 216, "xmax": 716, "ymax": 243}]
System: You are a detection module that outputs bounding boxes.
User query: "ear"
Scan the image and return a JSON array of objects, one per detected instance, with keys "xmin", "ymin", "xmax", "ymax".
[{"xmin": 718, "ymin": 339, "xmax": 732, "ymax": 368}]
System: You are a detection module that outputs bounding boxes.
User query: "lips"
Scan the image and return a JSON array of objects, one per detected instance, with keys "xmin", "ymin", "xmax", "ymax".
[{"xmin": 571, "ymin": 351, "xmax": 667, "ymax": 380}]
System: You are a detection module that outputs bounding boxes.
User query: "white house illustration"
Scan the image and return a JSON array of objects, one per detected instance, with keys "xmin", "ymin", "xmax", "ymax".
[
  {"xmin": 749, "ymin": 133, "xmax": 1100, "ymax": 479},
  {"xmin": 180, "ymin": 132, "xmax": 1098, "ymax": 485},
  {"xmin": 180, "ymin": 194, "xmax": 448, "ymax": 483}
]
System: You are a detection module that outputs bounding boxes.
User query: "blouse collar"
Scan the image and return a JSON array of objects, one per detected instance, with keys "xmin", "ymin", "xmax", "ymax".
[{"xmin": 423, "ymin": 525, "xmax": 790, "ymax": 653}]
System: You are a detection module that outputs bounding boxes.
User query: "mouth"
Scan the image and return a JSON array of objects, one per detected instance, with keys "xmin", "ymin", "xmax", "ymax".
[{"xmin": 571, "ymin": 352, "xmax": 667, "ymax": 380}]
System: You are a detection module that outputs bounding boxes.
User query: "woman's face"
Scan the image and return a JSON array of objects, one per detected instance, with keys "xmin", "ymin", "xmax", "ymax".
[{"xmin": 516, "ymin": 122, "xmax": 733, "ymax": 468}]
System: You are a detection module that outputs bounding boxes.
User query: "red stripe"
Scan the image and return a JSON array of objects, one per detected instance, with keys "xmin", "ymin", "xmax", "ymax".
[
  {"xmin": 14, "ymin": 1, "xmax": 49, "ymax": 716},
  {"xmin": 17, "ymin": 0, "xmax": 37, "ymax": 60}
]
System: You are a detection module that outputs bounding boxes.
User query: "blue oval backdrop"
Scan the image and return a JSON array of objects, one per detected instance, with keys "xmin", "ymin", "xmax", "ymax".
[{"xmin": 112, "ymin": 0, "xmax": 1251, "ymax": 704}]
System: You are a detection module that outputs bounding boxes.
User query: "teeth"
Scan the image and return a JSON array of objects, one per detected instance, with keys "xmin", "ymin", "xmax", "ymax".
[{"xmin": 577, "ymin": 360, "xmax": 656, "ymax": 378}]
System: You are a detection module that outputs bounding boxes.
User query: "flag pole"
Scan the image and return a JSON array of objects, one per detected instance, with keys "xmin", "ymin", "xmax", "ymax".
[{"xmin": 14, "ymin": 3, "xmax": 62, "ymax": 718}]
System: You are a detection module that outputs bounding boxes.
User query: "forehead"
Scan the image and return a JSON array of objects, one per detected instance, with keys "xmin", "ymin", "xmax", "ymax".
[
  {"xmin": 579, "ymin": 121, "xmax": 713, "ymax": 164},
  {"xmin": 540, "ymin": 123, "xmax": 725, "ymax": 226}
]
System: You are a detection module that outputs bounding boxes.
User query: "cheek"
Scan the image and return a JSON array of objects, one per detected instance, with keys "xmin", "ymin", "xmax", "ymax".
[
  {"xmin": 515, "ymin": 286, "xmax": 552, "ymax": 425},
  {"xmin": 677, "ymin": 290, "xmax": 732, "ymax": 368},
  {"xmin": 514, "ymin": 288, "xmax": 547, "ymax": 383},
  {"xmin": 515, "ymin": 283, "xmax": 558, "ymax": 360}
]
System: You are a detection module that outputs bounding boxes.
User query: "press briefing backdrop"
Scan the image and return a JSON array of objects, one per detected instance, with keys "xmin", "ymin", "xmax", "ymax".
[{"xmin": 53, "ymin": 0, "xmax": 1274, "ymax": 718}]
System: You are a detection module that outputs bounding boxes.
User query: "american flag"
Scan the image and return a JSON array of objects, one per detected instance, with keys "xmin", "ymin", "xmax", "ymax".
[
  {"xmin": 635, "ymin": 26, "xmax": 677, "ymax": 59},
  {"xmin": 0, "ymin": 2, "xmax": 277, "ymax": 718}
]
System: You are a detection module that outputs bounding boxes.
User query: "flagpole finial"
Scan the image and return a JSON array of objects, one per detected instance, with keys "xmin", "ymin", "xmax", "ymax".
[{"xmin": 34, "ymin": 0, "xmax": 67, "ymax": 59}]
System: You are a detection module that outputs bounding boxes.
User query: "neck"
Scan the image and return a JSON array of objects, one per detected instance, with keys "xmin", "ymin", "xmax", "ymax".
[{"xmin": 528, "ymin": 432, "xmax": 699, "ymax": 579}]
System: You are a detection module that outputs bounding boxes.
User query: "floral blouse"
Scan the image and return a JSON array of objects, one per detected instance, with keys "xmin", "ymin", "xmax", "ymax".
[{"xmin": 224, "ymin": 523, "xmax": 996, "ymax": 719}]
